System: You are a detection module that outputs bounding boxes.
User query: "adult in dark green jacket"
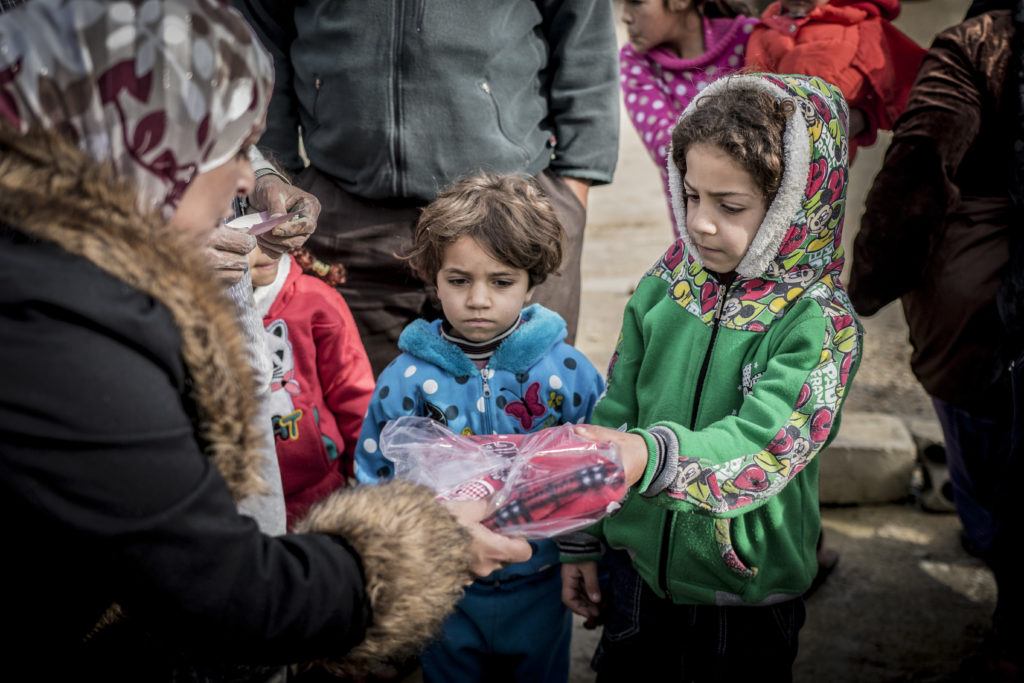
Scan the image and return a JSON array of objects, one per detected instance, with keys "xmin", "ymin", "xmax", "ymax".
[{"xmin": 232, "ymin": 0, "xmax": 620, "ymax": 372}]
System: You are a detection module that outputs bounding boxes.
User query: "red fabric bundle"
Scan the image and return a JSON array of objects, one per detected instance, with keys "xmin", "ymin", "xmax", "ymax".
[{"xmin": 379, "ymin": 417, "xmax": 626, "ymax": 538}]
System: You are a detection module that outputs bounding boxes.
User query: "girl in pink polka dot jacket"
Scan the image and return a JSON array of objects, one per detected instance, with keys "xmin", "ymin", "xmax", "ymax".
[{"xmin": 620, "ymin": 0, "xmax": 758, "ymax": 238}]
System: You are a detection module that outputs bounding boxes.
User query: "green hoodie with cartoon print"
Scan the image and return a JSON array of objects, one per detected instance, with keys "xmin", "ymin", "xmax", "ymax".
[{"xmin": 560, "ymin": 73, "xmax": 863, "ymax": 606}]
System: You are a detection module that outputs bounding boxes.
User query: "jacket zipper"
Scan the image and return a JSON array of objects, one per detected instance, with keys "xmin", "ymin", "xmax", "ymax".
[
  {"xmin": 481, "ymin": 370, "xmax": 493, "ymax": 434},
  {"xmin": 390, "ymin": 0, "xmax": 405, "ymax": 196},
  {"xmin": 656, "ymin": 282, "xmax": 730, "ymax": 599}
]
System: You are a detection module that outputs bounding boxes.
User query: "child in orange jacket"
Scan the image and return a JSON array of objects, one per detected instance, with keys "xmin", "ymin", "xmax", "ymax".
[{"xmin": 744, "ymin": 0, "xmax": 925, "ymax": 160}]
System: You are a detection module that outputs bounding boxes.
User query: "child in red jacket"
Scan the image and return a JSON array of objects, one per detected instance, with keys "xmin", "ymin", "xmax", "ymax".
[
  {"xmin": 744, "ymin": 0, "xmax": 925, "ymax": 160},
  {"xmin": 251, "ymin": 244, "xmax": 374, "ymax": 527}
]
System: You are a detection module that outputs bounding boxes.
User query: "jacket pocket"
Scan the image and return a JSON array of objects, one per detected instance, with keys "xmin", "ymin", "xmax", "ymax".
[
  {"xmin": 310, "ymin": 73, "xmax": 324, "ymax": 131},
  {"xmin": 715, "ymin": 517, "xmax": 758, "ymax": 580},
  {"xmin": 478, "ymin": 80, "xmax": 531, "ymax": 165}
]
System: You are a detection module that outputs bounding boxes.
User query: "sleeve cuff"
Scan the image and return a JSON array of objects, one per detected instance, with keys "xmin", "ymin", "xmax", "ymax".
[
  {"xmin": 556, "ymin": 530, "xmax": 604, "ymax": 562},
  {"xmin": 632, "ymin": 425, "xmax": 678, "ymax": 497},
  {"xmin": 247, "ymin": 145, "xmax": 290, "ymax": 183}
]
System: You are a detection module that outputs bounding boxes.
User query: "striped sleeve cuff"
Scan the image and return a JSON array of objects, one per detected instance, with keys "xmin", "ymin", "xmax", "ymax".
[
  {"xmin": 639, "ymin": 425, "xmax": 679, "ymax": 498},
  {"xmin": 556, "ymin": 530, "xmax": 604, "ymax": 562}
]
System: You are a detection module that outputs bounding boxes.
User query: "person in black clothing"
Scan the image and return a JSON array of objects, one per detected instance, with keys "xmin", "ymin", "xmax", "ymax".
[{"xmin": 0, "ymin": 1, "xmax": 530, "ymax": 679}]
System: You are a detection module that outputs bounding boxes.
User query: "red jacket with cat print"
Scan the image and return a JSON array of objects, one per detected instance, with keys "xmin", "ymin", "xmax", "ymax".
[{"xmin": 256, "ymin": 255, "xmax": 375, "ymax": 526}]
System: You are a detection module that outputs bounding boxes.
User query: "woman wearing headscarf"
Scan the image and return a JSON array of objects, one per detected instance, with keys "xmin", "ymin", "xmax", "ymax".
[{"xmin": 0, "ymin": 1, "xmax": 529, "ymax": 679}]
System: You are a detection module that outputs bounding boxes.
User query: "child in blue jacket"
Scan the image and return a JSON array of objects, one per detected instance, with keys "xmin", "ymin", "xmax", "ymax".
[{"xmin": 354, "ymin": 172, "xmax": 605, "ymax": 682}]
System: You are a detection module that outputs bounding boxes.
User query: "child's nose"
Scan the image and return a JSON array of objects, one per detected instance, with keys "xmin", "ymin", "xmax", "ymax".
[
  {"xmin": 687, "ymin": 207, "xmax": 716, "ymax": 236},
  {"xmin": 467, "ymin": 282, "xmax": 490, "ymax": 307}
]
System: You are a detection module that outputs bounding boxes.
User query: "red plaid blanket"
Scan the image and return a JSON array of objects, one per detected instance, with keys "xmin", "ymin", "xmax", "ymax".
[{"xmin": 380, "ymin": 417, "xmax": 626, "ymax": 538}]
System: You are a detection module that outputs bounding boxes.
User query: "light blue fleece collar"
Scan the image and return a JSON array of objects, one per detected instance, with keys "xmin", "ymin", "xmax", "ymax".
[{"xmin": 397, "ymin": 303, "xmax": 567, "ymax": 377}]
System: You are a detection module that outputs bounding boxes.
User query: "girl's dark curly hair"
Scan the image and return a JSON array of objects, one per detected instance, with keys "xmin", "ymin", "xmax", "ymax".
[
  {"xmin": 292, "ymin": 247, "xmax": 346, "ymax": 287},
  {"xmin": 671, "ymin": 81, "xmax": 795, "ymax": 205}
]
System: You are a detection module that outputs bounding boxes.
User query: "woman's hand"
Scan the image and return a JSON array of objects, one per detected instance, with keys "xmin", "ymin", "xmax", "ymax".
[
  {"xmin": 574, "ymin": 424, "xmax": 649, "ymax": 487},
  {"xmin": 248, "ymin": 175, "xmax": 322, "ymax": 257},
  {"xmin": 442, "ymin": 499, "xmax": 533, "ymax": 579},
  {"xmin": 205, "ymin": 227, "xmax": 257, "ymax": 285}
]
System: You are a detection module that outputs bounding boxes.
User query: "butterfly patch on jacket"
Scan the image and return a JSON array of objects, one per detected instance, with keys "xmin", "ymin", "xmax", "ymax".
[{"xmin": 501, "ymin": 380, "xmax": 546, "ymax": 430}]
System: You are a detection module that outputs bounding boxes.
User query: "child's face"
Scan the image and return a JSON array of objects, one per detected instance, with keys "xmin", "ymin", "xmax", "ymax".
[
  {"xmin": 249, "ymin": 243, "xmax": 282, "ymax": 288},
  {"xmin": 683, "ymin": 143, "xmax": 768, "ymax": 275},
  {"xmin": 621, "ymin": 0, "xmax": 688, "ymax": 54},
  {"xmin": 780, "ymin": 0, "xmax": 829, "ymax": 17},
  {"xmin": 435, "ymin": 236, "xmax": 534, "ymax": 342}
]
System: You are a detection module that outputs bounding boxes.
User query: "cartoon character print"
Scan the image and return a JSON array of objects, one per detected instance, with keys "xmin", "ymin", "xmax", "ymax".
[
  {"xmin": 265, "ymin": 319, "xmax": 304, "ymax": 441},
  {"xmin": 785, "ymin": 74, "xmax": 848, "ymax": 163},
  {"xmin": 716, "ymin": 274, "xmax": 815, "ymax": 331},
  {"xmin": 739, "ymin": 361, "xmax": 763, "ymax": 398},
  {"xmin": 648, "ymin": 238, "xmax": 686, "ymax": 284},
  {"xmin": 715, "ymin": 518, "xmax": 758, "ymax": 578},
  {"xmin": 658, "ymin": 74, "xmax": 851, "ymax": 334},
  {"xmin": 665, "ymin": 294, "xmax": 861, "ymax": 513},
  {"xmin": 671, "ymin": 459, "xmax": 724, "ymax": 510}
]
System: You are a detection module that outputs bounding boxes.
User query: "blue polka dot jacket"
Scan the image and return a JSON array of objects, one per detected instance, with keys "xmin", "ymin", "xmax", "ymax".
[{"xmin": 354, "ymin": 304, "xmax": 605, "ymax": 484}]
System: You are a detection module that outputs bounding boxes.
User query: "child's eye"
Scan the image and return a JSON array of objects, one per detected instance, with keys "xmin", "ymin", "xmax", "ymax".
[
  {"xmin": 722, "ymin": 204, "xmax": 745, "ymax": 214},
  {"xmin": 447, "ymin": 278, "xmax": 468, "ymax": 287},
  {"xmin": 684, "ymin": 193, "xmax": 699, "ymax": 204},
  {"xmin": 493, "ymin": 279, "xmax": 514, "ymax": 288}
]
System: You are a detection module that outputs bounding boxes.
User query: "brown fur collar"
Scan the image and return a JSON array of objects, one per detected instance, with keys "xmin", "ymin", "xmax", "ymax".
[
  {"xmin": 0, "ymin": 124, "xmax": 265, "ymax": 501},
  {"xmin": 296, "ymin": 480, "xmax": 471, "ymax": 674}
]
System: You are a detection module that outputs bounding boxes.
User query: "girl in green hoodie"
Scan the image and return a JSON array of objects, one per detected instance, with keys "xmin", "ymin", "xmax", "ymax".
[{"xmin": 559, "ymin": 73, "xmax": 863, "ymax": 680}]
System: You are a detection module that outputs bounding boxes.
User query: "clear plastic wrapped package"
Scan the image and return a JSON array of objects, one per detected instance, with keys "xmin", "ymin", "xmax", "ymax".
[{"xmin": 379, "ymin": 416, "xmax": 626, "ymax": 539}]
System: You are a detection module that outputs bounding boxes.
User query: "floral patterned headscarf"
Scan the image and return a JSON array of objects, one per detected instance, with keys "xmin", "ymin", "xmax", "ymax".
[{"xmin": 0, "ymin": 0, "xmax": 272, "ymax": 218}]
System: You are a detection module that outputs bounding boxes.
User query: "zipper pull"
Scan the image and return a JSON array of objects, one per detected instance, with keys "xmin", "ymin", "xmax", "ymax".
[
  {"xmin": 481, "ymin": 370, "xmax": 492, "ymax": 398},
  {"xmin": 712, "ymin": 283, "xmax": 728, "ymax": 323}
]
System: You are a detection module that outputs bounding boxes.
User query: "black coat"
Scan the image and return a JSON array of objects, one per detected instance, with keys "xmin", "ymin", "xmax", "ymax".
[
  {"xmin": 0, "ymin": 223, "xmax": 371, "ymax": 676},
  {"xmin": 0, "ymin": 126, "xmax": 469, "ymax": 680}
]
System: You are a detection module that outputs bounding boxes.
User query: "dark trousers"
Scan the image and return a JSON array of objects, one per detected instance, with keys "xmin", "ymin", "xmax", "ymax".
[
  {"xmin": 931, "ymin": 396, "xmax": 1010, "ymax": 557},
  {"xmin": 593, "ymin": 552, "xmax": 805, "ymax": 682},
  {"xmin": 932, "ymin": 389, "xmax": 1022, "ymax": 651},
  {"xmin": 298, "ymin": 167, "xmax": 587, "ymax": 376}
]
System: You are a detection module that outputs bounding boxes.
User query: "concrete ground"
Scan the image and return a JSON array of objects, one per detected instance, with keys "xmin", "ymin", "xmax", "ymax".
[{"xmin": 568, "ymin": 2, "xmax": 998, "ymax": 680}]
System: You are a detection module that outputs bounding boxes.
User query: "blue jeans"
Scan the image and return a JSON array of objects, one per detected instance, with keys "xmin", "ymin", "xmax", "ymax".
[
  {"xmin": 420, "ymin": 553, "xmax": 571, "ymax": 683},
  {"xmin": 593, "ymin": 551, "xmax": 805, "ymax": 682}
]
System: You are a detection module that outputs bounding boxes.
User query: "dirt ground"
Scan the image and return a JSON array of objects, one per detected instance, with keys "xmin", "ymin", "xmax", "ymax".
[{"xmin": 564, "ymin": 2, "xmax": 998, "ymax": 680}]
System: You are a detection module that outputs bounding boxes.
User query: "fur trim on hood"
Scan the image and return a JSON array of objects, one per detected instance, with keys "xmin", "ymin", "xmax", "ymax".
[
  {"xmin": 664, "ymin": 73, "xmax": 852, "ymax": 332},
  {"xmin": 295, "ymin": 480, "xmax": 471, "ymax": 675},
  {"xmin": 0, "ymin": 123, "xmax": 266, "ymax": 501},
  {"xmin": 1, "ymin": 124, "xmax": 472, "ymax": 672}
]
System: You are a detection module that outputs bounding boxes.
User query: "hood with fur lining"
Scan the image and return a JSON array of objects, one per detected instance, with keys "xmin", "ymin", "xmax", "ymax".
[
  {"xmin": 2, "ymin": 123, "xmax": 475, "ymax": 673},
  {"xmin": 0, "ymin": 123, "xmax": 267, "ymax": 501},
  {"xmin": 662, "ymin": 73, "xmax": 851, "ymax": 332}
]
